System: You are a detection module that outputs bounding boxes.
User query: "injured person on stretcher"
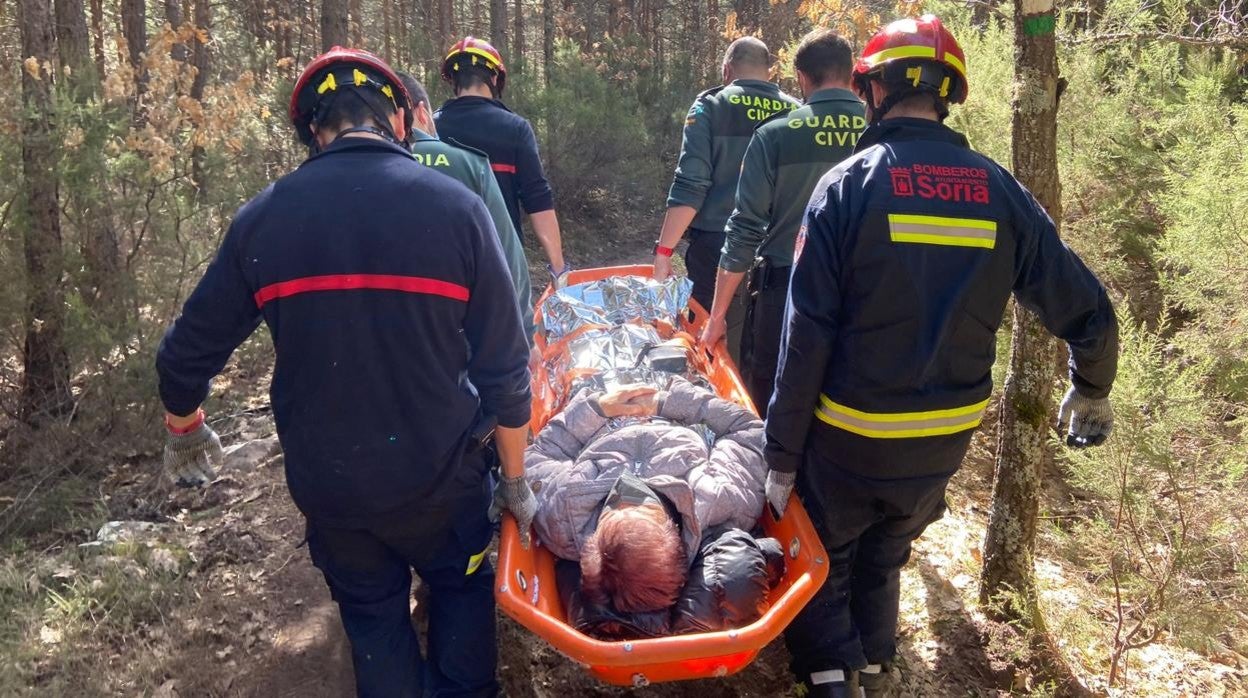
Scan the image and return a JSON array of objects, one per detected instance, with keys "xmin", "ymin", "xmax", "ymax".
[{"xmin": 525, "ymin": 375, "xmax": 786, "ymax": 640}]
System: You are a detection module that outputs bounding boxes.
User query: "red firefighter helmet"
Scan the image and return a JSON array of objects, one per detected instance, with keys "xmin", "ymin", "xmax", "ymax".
[
  {"xmin": 441, "ymin": 37, "xmax": 508, "ymax": 95},
  {"xmin": 852, "ymin": 15, "xmax": 968, "ymax": 105},
  {"xmin": 289, "ymin": 46, "xmax": 413, "ymax": 145}
]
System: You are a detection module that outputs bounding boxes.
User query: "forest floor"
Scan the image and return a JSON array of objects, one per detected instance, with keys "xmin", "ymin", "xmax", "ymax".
[{"xmin": 3, "ymin": 216, "xmax": 1245, "ymax": 697}]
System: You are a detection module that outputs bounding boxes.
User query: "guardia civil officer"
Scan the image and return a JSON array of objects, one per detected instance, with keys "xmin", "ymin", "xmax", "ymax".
[
  {"xmin": 699, "ymin": 29, "xmax": 865, "ymax": 411},
  {"xmin": 653, "ymin": 37, "xmax": 799, "ymax": 361},
  {"xmin": 762, "ymin": 17, "xmax": 1118, "ymax": 697},
  {"xmin": 399, "ymin": 72, "xmax": 538, "ymax": 348},
  {"xmin": 155, "ymin": 48, "xmax": 536, "ymax": 697},
  {"xmin": 434, "ymin": 37, "xmax": 569, "ymax": 285}
]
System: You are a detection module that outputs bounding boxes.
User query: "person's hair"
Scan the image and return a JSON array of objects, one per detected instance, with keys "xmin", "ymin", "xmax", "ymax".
[
  {"xmin": 581, "ymin": 502, "xmax": 686, "ymax": 613},
  {"xmin": 793, "ymin": 28, "xmax": 853, "ymax": 87},
  {"xmin": 451, "ymin": 63, "xmax": 499, "ymax": 97},
  {"xmin": 311, "ymin": 80, "xmax": 397, "ymax": 136},
  {"xmin": 397, "ymin": 72, "xmax": 429, "ymax": 111},
  {"xmin": 722, "ymin": 36, "xmax": 771, "ymax": 73}
]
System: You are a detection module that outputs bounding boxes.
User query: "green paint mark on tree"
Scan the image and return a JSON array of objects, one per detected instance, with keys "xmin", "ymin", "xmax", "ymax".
[{"xmin": 1022, "ymin": 13, "xmax": 1056, "ymax": 36}]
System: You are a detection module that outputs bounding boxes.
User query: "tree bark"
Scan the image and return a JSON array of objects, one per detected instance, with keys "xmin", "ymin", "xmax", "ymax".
[
  {"xmin": 18, "ymin": 0, "xmax": 73, "ymax": 423},
  {"xmin": 542, "ymin": 0, "xmax": 553, "ymax": 84},
  {"xmin": 164, "ymin": 0, "xmax": 189, "ymax": 62},
  {"xmin": 121, "ymin": 0, "xmax": 148, "ymax": 113},
  {"xmin": 90, "ymin": 0, "xmax": 106, "ymax": 79},
  {"xmin": 382, "ymin": 0, "xmax": 392, "ymax": 61},
  {"xmin": 190, "ymin": 0, "xmax": 210, "ymax": 194},
  {"xmin": 321, "ymin": 0, "xmax": 348, "ymax": 50},
  {"xmin": 349, "ymin": 0, "xmax": 362, "ymax": 47},
  {"xmin": 490, "ymin": 0, "xmax": 506, "ymax": 49},
  {"xmin": 55, "ymin": 0, "xmax": 96, "ymax": 95},
  {"xmin": 512, "ymin": 0, "xmax": 523, "ymax": 69},
  {"xmin": 439, "ymin": 0, "xmax": 453, "ymax": 47},
  {"xmin": 980, "ymin": 0, "xmax": 1062, "ymax": 614}
]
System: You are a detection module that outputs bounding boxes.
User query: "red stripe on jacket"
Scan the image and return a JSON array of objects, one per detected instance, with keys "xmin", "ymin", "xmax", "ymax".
[
  {"xmin": 254, "ymin": 274, "xmax": 471, "ymax": 308},
  {"xmin": 491, "ymin": 163, "xmax": 517, "ymax": 174}
]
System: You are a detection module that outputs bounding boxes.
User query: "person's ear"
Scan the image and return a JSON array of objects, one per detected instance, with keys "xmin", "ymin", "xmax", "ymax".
[
  {"xmin": 418, "ymin": 102, "xmax": 436, "ymax": 136},
  {"xmin": 390, "ymin": 107, "xmax": 407, "ymax": 143},
  {"xmin": 722, "ymin": 63, "xmax": 732, "ymax": 84}
]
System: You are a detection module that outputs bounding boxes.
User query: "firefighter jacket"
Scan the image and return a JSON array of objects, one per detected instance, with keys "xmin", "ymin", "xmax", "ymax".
[
  {"xmin": 409, "ymin": 131, "xmax": 536, "ymax": 343},
  {"xmin": 156, "ymin": 136, "xmax": 532, "ymax": 524},
  {"xmin": 434, "ymin": 96, "xmax": 555, "ymax": 236},
  {"xmin": 765, "ymin": 118, "xmax": 1119, "ymax": 478},
  {"xmin": 667, "ymin": 79, "xmax": 799, "ymax": 233},
  {"xmin": 721, "ymin": 88, "xmax": 865, "ymax": 273}
]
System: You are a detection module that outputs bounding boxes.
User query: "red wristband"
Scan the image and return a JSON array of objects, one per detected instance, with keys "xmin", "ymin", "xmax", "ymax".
[
  {"xmin": 165, "ymin": 409, "xmax": 205, "ymax": 435},
  {"xmin": 653, "ymin": 243, "xmax": 675, "ymax": 257}
]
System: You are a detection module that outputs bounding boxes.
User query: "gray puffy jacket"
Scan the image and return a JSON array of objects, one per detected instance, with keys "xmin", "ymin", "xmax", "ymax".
[{"xmin": 525, "ymin": 377, "xmax": 767, "ymax": 562}]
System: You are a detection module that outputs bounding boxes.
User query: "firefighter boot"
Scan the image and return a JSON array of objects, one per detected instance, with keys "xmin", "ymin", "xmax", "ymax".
[
  {"xmin": 858, "ymin": 662, "xmax": 900, "ymax": 698},
  {"xmin": 799, "ymin": 669, "xmax": 864, "ymax": 698}
]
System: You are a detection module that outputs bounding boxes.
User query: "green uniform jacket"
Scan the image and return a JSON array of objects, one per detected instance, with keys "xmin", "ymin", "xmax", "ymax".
[
  {"xmin": 721, "ymin": 88, "xmax": 866, "ymax": 272},
  {"xmin": 667, "ymin": 79, "xmax": 799, "ymax": 233},
  {"xmin": 410, "ymin": 132, "xmax": 537, "ymax": 344}
]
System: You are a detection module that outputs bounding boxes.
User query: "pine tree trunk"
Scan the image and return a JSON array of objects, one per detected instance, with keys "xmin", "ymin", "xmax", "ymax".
[
  {"xmin": 90, "ymin": 0, "xmax": 106, "ymax": 79},
  {"xmin": 190, "ymin": 0, "xmax": 210, "ymax": 195},
  {"xmin": 321, "ymin": 0, "xmax": 348, "ymax": 50},
  {"xmin": 512, "ymin": 0, "xmax": 523, "ymax": 70},
  {"xmin": 981, "ymin": 0, "xmax": 1061, "ymax": 622},
  {"xmin": 56, "ymin": 0, "xmax": 123, "ymax": 316},
  {"xmin": 164, "ymin": 0, "xmax": 189, "ymax": 62},
  {"xmin": 121, "ymin": 0, "xmax": 148, "ymax": 117},
  {"xmin": 541, "ymin": 0, "xmax": 553, "ymax": 85},
  {"xmin": 18, "ymin": 0, "xmax": 73, "ymax": 423},
  {"xmin": 382, "ymin": 0, "xmax": 392, "ymax": 61},
  {"xmin": 490, "ymin": 0, "xmax": 506, "ymax": 49}
]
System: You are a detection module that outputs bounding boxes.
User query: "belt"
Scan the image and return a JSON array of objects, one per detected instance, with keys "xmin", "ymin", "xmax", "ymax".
[{"xmin": 814, "ymin": 394, "xmax": 990, "ymax": 439}]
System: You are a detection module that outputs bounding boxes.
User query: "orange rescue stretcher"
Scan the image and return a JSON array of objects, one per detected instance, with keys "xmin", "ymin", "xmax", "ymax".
[{"xmin": 496, "ymin": 264, "xmax": 830, "ymax": 687}]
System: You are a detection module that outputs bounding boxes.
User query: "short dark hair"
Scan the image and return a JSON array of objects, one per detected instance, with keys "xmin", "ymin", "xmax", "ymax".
[
  {"xmin": 312, "ymin": 83, "xmax": 397, "ymax": 136},
  {"xmin": 723, "ymin": 36, "xmax": 771, "ymax": 72},
  {"xmin": 793, "ymin": 29, "xmax": 853, "ymax": 86},
  {"xmin": 451, "ymin": 63, "xmax": 499, "ymax": 97},
  {"xmin": 397, "ymin": 72, "xmax": 429, "ymax": 111}
]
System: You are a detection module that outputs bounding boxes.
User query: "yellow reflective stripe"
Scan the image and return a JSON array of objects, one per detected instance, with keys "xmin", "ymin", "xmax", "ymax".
[
  {"xmin": 814, "ymin": 395, "xmax": 990, "ymax": 439},
  {"xmin": 447, "ymin": 47, "xmax": 502, "ymax": 71},
  {"xmin": 888, "ymin": 214, "xmax": 997, "ymax": 250},
  {"xmin": 944, "ymin": 52, "xmax": 967, "ymax": 78},
  {"xmin": 465, "ymin": 547, "xmax": 488, "ymax": 576},
  {"xmin": 863, "ymin": 45, "xmax": 937, "ymax": 67}
]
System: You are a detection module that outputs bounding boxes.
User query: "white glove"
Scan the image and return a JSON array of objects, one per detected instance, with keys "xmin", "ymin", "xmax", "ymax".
[
  {"xmin": 765, "ymin": 470, "xmax": 797, "ymax": 518},
  {"xmin": 497, "ymin": 475, "xmax": 538, "ymax": 549},
  {"xmin": 163, "ymin": 420, "xmax": 223, "ymax": 487},
  {"xmin": 1057, "ymin": 386, "xmax": 1113, "ymax": 448}
]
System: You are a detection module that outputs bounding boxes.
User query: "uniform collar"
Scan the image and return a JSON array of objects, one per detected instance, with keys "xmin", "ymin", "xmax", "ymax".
[
  {"xmin": 408, "ymin": 130, "xmax": 439, "ymax": 145},
  {"xmin": 439, "ymin": 95, "xmax": 514, "ymax": 113},
  {"xmin": 305, "ymin": 135, "xmax": 414, "ymax": 164},
  {"xmin": 805, "ymin": 87, "xmax": 860, "ymax": 105},
  {"xmin": 730, "ymin": 78, "xmax": 780, "ymax": 92},
  {"xmin": 855, "ymin": 117, "xmax": 971, "ymax": 153}
]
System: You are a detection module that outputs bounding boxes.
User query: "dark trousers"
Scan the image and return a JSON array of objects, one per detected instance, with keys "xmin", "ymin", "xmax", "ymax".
[
  {"xmin": 306, "ymin": 472, "xmax": 497, "ymax": 697},
  {"xmin": 784, "ymin": 448, "xmax": 951, "ymax": 678},
  {"xmin": 740, "ymin": 269, "xmax": 789, "ymax": 414},
  {"xmin": 683, "ymin": 229, "xmax": 747, "ymax": 364}
]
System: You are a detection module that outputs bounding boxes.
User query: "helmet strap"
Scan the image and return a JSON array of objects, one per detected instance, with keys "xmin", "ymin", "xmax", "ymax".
[
  {"xmin": 866, "ymin": 78, "xmax": 950, "ymax": 124},
  {"xmin": 313, "ymin": 88, "xmax": 405, "ymax": 148}
]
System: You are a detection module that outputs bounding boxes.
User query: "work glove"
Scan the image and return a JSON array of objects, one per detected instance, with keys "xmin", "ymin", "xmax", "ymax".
[
  {"xmin": 497, "ymin": 474, "xmax": 538, "ymax": 549},
  {"xmin": 163, "ymin": 418, "xmax": 223, "ymax": 487},
  {"xmin": 547, "ymin": 262, "xmax": 571, "ymax": 290},
  {"xmin": 765, "ymin": 470, "xmax": 797, "ymax": 518},
  {"xmin": 1056, "ymin": 386, "xmax": 1113, "ymax": 448}
]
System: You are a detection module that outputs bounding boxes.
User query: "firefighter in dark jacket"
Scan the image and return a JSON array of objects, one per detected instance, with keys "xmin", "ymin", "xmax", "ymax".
[
  {"xmin": 399, "ymin": 73, "xmax": 537, "ymax": 349},
  {"xmin": 653, "ymin": 36, "xmax": 799, "ymax": 362},
  {"xmin": 699, "ymin": 29, "xmax": 865, "ymax": 411},
  {"xmin": 155, "ymin": 48, "xmax": 537, "ymax": 698},
  {"xmin": 762, "ymin": 17, "xmax": 1119, "ymax": 697},
  {"xmin": 434, "ymin": 37, "xmax": 568, "ymax": 285}
]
